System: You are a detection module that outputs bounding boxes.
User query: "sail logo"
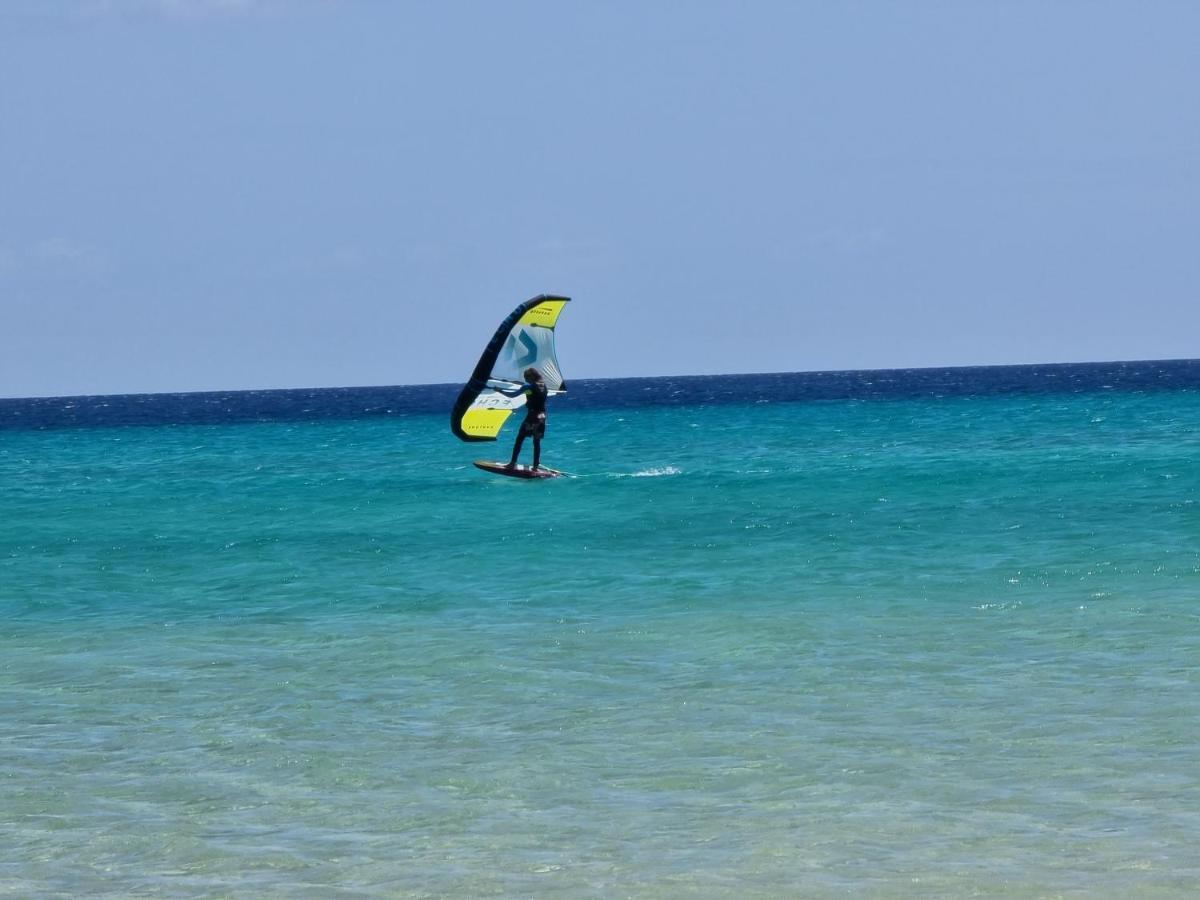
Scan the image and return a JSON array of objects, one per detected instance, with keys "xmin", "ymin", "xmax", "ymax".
[{"xmin": 504, "ymin": 328, "xmax": 539, "ymax": 368}]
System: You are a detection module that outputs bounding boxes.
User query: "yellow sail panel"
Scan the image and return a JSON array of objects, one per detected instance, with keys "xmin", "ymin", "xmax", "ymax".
[
  {"xmin": 459, "ymin": 406, "xmax": 515, "ymax": 439},
  {"xmin": 517, "ymin": 299, "xmax": 567, "ymax": 329}
]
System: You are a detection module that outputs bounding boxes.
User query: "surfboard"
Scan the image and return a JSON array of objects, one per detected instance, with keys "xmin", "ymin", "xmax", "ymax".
[{"xmin": 473, "ymin": 460, "xmax": 563, "ymax": 479}]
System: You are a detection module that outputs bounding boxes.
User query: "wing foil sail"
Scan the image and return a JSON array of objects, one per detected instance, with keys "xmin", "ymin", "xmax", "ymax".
[{"xmin": 451, "ymin": 295, "xmax": 570, "ymax": 442}]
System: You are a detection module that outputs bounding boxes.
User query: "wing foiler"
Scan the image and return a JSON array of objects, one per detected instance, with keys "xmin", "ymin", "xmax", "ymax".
[{"xmin": 450, "ymin": 294, "xmax": 570, "ymax": 442}]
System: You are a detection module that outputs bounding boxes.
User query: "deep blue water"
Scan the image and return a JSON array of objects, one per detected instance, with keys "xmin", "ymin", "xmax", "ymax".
[{"xmin": 4, "ymin": 358, "xmax": 1199, "ymax": 431}]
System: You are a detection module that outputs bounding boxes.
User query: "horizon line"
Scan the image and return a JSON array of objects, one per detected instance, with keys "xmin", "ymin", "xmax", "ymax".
[{"xmin": 3, "ymin": 357, "xmax": 1197, "ymax": 404}]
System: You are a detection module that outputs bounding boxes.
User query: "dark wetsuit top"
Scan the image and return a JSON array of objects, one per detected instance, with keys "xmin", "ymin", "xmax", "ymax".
[{"xmin": 520, "ymin": 382, "xmax": 548, "ymax": 436}]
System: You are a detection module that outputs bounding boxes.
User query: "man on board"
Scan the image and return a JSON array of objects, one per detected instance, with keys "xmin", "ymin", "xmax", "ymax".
[{"xmin": 500, "ymin": 368, "xmax": 548, "ymax": 471}]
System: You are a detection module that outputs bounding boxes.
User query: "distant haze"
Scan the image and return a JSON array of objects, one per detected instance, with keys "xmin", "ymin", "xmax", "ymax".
[{"xmin": 2, "ymin": 1, "xmax": 1197, "ymax": 398}]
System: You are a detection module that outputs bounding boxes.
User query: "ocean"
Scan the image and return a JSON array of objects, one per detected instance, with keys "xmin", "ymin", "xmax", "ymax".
[{"xmin": 2, "ymin": 361, "xmax": 1199, "ymax": 897}]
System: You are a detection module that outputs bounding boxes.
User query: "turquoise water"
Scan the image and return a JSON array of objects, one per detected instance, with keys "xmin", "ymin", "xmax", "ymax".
[{"xmin": 3, "ymin": 384, "xmax": 1199, "ymax": 896}]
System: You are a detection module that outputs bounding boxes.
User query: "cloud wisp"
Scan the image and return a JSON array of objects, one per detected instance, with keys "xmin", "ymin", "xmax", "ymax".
[
  {"xmin": 6, "ymin": 0, "xmax": 305, "ymax": 25},
  {"xmin": 0, "ymin": 238, "xmax": 110, "ymax": 276}
]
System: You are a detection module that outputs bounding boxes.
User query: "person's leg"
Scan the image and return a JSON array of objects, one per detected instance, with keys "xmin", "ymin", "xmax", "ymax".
[
  {"xmin": 531, "ymin": 434, "xmax": 541, "ymax": 470},
  {"xmin": 508, "ymin": 430, "xmax": 526, "ymax": 467}
]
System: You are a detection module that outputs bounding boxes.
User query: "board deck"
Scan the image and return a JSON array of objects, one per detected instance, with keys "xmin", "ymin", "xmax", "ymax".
[{"xmin": 473, "ymin": 460, "xmax": 563, "ymax": 479}]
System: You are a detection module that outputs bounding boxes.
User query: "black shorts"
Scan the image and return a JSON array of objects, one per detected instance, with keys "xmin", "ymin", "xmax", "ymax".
[{"xmin": 519, "ymin": 414, "xmax": 546, "ymax": 439}]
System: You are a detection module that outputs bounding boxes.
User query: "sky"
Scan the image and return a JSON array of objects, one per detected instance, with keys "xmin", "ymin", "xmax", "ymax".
[{"xmin": 2, "ymin": 0, "xmax": 1197, "ymax": 398}]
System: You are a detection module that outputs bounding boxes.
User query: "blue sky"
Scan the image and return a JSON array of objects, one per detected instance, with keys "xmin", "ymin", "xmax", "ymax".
[{"xmin": 2, "ymin": 1, "xmax": 1197, "ymax": 398}]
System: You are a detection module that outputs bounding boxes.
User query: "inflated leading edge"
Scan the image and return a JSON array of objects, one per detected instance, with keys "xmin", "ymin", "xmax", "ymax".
[{"xmin": 450, "ymin": 295, "xmax": 570, "ymax": 442}]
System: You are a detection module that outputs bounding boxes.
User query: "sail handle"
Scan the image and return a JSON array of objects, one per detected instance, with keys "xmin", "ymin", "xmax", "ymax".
[{"xmin": 485, "ymin": 377, "xmax": 565, "ymax": 396}]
